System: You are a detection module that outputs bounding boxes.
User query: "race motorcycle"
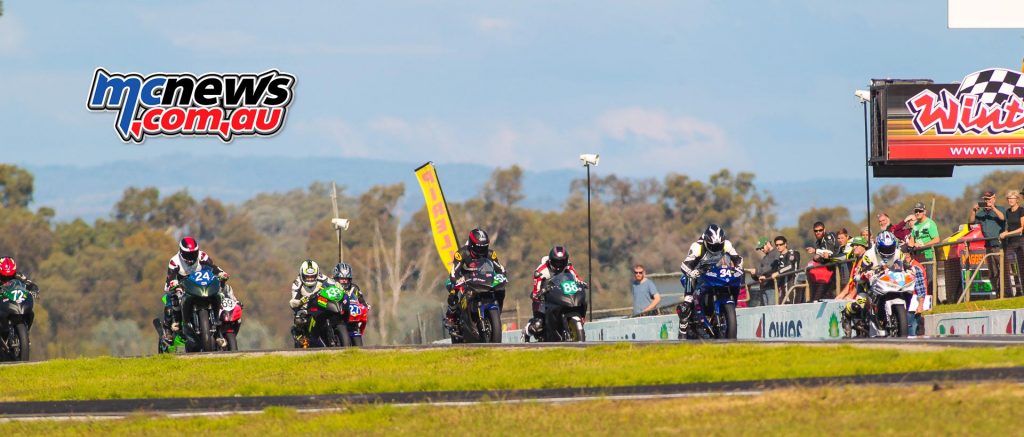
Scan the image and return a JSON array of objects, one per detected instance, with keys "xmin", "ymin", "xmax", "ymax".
[
  {"xmin": 180, "ymin": 267, "xmax": 227, "ymax": 352},
  {"xmin": 449, "ymin": 257, "xmax": 507, "ymax": 344},
  {"xmin": 528, "ymin": 271, "xmax": 588, "ymax": 342},
  {"xmin": 677, "ymin": 253, "xmax": 741, "ymax": 340},
  {"xmin": 342, "ymin": 290, "xmax": 369, "ymax": 347},
  {"xmin": 302, "ymin": 285, "xmax": 353, "ymax": 348},
  {"xmin": 842, "ymin": 267, "xmax": 912, "ymax": 338},
  {"xmin": 0, "ymin": 280, "xmax": 34, "ymax": 361},
  {"xmin": 217, "ymin": 296, "xmax": 243, "ymax": 351}
]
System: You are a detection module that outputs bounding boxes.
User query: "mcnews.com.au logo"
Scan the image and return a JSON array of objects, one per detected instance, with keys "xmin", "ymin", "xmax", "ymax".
[{"xmin": 86, "ymin": 68, "xmax": 296, "ymax": 143}]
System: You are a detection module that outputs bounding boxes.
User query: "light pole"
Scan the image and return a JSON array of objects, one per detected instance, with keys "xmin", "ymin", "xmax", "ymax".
[
  {"xmin": 331, "ymin": 218, "xmax": 350, "ymax": 263},
  {"xmin": 855, "ymin": 89, "xmax": 872, "ymax": 236},
  {"xmin": 579, "ymin": 153, "xmax": 599, "ymax": 321}
]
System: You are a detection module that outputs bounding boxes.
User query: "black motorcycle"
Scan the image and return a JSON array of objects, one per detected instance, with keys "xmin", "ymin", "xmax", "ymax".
[
  {"xmin": 180, "ymin": 267, "xmax": 225, "ymax": 352},
  {"xmin": 300, "ymin": 284, "xmax": 353, "ymax": 348},
  {"xmin": 450, "ymin": 258, "xmax": 507, "ymax": 344},
  {"xmin": 0, "ymin": 280, "xmax": 33, "ymax": 361},
  {"xmin": 529, "ymin": 272, "xmax": 588, "ymax": 342}
]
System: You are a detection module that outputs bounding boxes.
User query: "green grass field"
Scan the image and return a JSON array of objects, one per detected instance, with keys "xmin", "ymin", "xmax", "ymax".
[
  {"xmin": 2, "ymin": 343, "xmax": 1024, "ymax": 402},
  {"xmin": 1, "ymin": 382, "xmax": 1019, "ymax": 436},
  {"xmin": 927, "ymin": 295, "xmax": 1024, "ymax": 315}
]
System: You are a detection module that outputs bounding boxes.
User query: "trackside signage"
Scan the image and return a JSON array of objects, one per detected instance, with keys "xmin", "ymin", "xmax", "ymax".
[
  {"xmin": 885, "ymin": 68, "xmax": 1024, "ymax": 161},
  {"xmin": 86, "ymin": 68, "xmax": 296, "ymax": 143}
]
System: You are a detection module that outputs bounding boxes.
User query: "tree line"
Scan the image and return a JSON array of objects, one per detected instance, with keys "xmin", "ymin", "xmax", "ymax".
[{"xmin": 0, "ymin": 163, "xmax": 1017, "ymax": 357}]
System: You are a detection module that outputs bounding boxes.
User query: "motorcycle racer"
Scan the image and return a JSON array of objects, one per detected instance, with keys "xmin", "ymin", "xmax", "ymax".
[
  {"xmin": 162, "ymin": 237, "xmax": 235, "ymax": 341},
  {"xmin": 677, "ymin": 224, "xmax": 743, "ymax": 337},
  {"xmin": 445, "ymin": 228, "xmax": 506, "ymax": 329},
  {"xmin": 527, "ymin": 245, "xmax": 585, "ymax": 338}
]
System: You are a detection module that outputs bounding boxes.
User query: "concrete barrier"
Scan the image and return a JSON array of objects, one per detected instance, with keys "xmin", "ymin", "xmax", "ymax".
[
  {"xmin": 925, "ymin": 308, "xmax": 1024, "ymax": 336},
  {"xmin": 493, "ymin": 301, "xmax": 848, "ymax": 343}
]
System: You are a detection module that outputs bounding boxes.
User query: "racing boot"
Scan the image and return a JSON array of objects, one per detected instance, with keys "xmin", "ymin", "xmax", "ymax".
[{"xmin": 676, "ymin": 296, "xmax": 694, "ymax": 340}]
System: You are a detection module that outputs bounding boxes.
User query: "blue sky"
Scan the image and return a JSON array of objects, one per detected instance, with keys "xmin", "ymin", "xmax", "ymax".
[{"xmin": 0, "ymin": 1, "xmax": 1020, "ymax": 182}]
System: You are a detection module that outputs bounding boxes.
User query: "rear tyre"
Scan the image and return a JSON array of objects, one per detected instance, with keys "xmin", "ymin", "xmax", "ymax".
[
  {"xmin": 720, "ymin": 303, "xmax": 737, "ymax": 339},
  {"xmin": 892, "ymin": 303, "xmax": 909, "ymax": 338},
  {"xmin": 486, "ymin": 308, "xmax": 502, "ymax": 343},
  {"xmin": 197, "ymin": 309, "xmax": 214, "ymax": 352}
]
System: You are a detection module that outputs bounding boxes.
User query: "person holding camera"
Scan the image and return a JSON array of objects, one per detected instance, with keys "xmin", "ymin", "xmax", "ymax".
[{"xmin": 970, "ymin": 190, "xmax": 1006, "ymax": 293}]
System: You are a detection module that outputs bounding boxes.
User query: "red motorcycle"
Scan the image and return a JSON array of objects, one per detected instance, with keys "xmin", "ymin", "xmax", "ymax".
[
  {"xmin": 217, "ymin": 296, "xmax": 243, "ymax": 351},
  {"xmin": 344, "ymin": 295, "xmax": 369, "ymax": 347}
]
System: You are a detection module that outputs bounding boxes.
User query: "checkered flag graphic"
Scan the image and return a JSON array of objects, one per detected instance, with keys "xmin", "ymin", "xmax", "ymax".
[{"xmin": 955, "ymin": 68, "xmax": 1024, "ymax": 105}]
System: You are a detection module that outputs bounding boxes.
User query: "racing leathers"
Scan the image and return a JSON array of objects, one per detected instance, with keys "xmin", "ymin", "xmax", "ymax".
[
  {"xmin": 0, "ymin": 271, "xmax": 39, "ymax": 330},
  {"xmin": 527, "ymin": 256, "xmax": 585, "ymax": 337},
  {"xmin": 289, "ymin": 273, "xmax": 334, "ymax": 344},
  {"xmin": 446, "ymin": 245, "xmax": 506, "ymax": 327},
  {"xmin": 843, "ymin": 246, "xmax": 907, "ymax": 334},
  {"xmin": 677, "ymin": 239, "xmax": 743, "ymax": 337},
  {"xmin": 162, "ymin": 251, "xmax": 235, "ymax": 335}
]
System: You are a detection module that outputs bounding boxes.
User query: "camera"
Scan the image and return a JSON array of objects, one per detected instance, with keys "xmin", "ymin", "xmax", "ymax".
[{"xmin": 978, "ymin": 201, "xmax": 987, "ymax": 208}]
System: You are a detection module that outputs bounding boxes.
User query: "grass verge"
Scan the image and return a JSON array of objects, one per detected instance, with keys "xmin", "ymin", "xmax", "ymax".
[
  {"xmin": 927, "ymin": 295, "xmax": 1024, "ymax": 315},
  {"xmin": 1, "ymin": 343, "xmax": 1024, "ymax": 402},
  {"xmin": 1, "ymin": 382, "xmax": 1019, "ymax": 435}
]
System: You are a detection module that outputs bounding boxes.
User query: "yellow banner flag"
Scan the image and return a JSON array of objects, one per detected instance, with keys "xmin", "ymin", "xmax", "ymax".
[{"xmin": 414, "ymin": 162, "xmax": 459, "ymax": 269}]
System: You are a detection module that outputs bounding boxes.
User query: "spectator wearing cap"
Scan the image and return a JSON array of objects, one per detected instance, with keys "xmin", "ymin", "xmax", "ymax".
[
  {"xmin": 908, "ymin": 202, "xmax": 939, "ymax": 296},
  {"xmin": 836, "ymin": 236, "xmax": 869, "ymax": 300},
  {"xmin": 769, "ymin": 235, "xmax": 800, "ymax": 304},
  {"xmin": 1000, "ymin": 190, "xmax": 1024, "ymax": 297},
  {"xmin": 748, "ymin": 236, "xmax": 780, "ymax": 307},
  {"xmin": 970, "ymin": 190, "xmax": 1006, "ymax": 293},
  {"xmin": 878, "ymin": 212, "xmax": 913, "ymax": 242}
]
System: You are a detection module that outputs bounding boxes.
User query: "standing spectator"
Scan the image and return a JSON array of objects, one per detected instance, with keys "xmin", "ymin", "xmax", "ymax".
[
  {"xmin": 970, "ymin": 190, "xmax": 1006, "ymax": 293},
  {"xmin": 860, "ymin": 227, "xmax": 873, "ymax": 249},
  {"xmin": 748, "ymin": 236, "xmax": 780, "ymax": 307},
  {"xmin": 631, "ymin": 264, "xmax": 661, "ymax": 316},
  {"xmin": 836, "ymin": 228, "xmax": 852, "ymax": 290},
  {"xmin": 770, "ymin": 236, "xmax": 800, "ymax": 304},
  {"xmin": 836, "ymin": 236, "xmax": 869, "ymax": 300},
  {"xmin": 902, "ymin": 251, "xmax": 930, "ymax": 336},
  {"xmin": 878, "ymin": 212, "xmax": 913, "ymax": 242},
  {"xmin": 1000, "ymin": 190, "xmax": 1024, "ymax": 297},
  {"xmin": 908, "ymin": 202, "xmax": 940, "ymax": 296},
  {"xmin": 805, "ymin": 221, "xmax": 839, "ymax": 302}
]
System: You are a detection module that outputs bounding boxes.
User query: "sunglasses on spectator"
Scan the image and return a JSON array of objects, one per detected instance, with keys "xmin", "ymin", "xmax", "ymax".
[
  {"xmin": 914, "ymin": 209, "xmax": 925, "ymax": 213},
  {"xmin": 813, "ymin": 229, "xmax": 824, "ymax": 233},
  {"xmin": 633, "ymin": 271, "xmax": 644, "ymax": 275}
]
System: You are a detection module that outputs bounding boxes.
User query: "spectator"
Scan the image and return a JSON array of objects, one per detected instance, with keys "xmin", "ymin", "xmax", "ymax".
[
  {"xmin": 805, "ymin": 221, "xmax": 839, "ymax": 302},
  {"xmin": 836, "ymin": 236, "xmax": 869, "ymax": 300},
  {"xmin": 878, "ymin": 212, "xmax": 913, "ymax": 242},
  {"xmin": 770, "ymin": 235, "xmax": 800, "ymax": 304},
  {"xmin": 748, "ymin": 236, "xmax": 780, "ymax": 307},
  {"xmin": 902, "ymin": 250, "xmax": 930, "ymax": 336},
  {"xmin": 631, "ymin": 264, "xmax": 661, "ymax": 316},
  {"xmin": 1000, "ymin": 190, "xmax": 1024, "ymax": 297},
  {"xmin": 970, "ymin": 190, "xmax": 1005, "ymax": 293},
  {"xmin": 907, "ymin": 202, "xmax": 939, "ymax": 296},
  {"xmin": 836, "ymin": 228, "xmax": 852, "ymax": 290}
]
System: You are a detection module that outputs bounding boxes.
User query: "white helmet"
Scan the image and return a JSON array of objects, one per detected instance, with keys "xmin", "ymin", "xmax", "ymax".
[{"xmin": 299, "ymin": 260, "xmax": 320, "ymax": 287}]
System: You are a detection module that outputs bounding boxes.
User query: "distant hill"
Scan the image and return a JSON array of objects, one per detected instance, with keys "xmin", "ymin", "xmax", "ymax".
[{"xmin": 24, "ymin": 156, "xmax": 975, "ymax": 227}]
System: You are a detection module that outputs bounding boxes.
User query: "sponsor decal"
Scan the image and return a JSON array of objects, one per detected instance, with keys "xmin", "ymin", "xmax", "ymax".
[
  {"xmin": 87, "ymin": 68, "xmax": 296, "ymax": 143},
  {"xmin": 414, "ymin": 163, "xmax": 459, "ymax": 269},
  {"xmin": 755, "ymin": 314, "xmax": 803, "ymax": 339}
]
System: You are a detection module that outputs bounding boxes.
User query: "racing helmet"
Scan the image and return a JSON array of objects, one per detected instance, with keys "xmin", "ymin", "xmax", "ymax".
[
  {"xmin": 179, "ymin": 237, "xmax": 200, "ymax": 265},
  {"xmin": 875, "ymin": 231, "xmax": 898, "ymax": 260},
  {"xmin": 702, "ymin": 224, "xmax": 726, "ymax": 253},
  {"xmin": 548, "ymin": 245, "xmax": 569, "ymax": 274},
  {"xmin": 0, "ymin": 257, "xmax": 16, "ymax": 277},
  {"xmin": 332, "ymin": 262, "xmax": 353, "ymax": 289},
  {"xmin": 299, "ymin": 260, "xmax": 320, "ymax": 287},
  {"xmin": 468, "ymin": 228, "xmax": 490, "ymax": 258}
]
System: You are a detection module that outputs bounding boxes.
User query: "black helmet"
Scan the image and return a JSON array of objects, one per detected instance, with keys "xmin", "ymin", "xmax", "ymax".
[
  {"xmin": 548, "ymin": 245, "xmax": 569, "ymax": 274},
  {"xmin": 702, "ymin": 224, "xmax": 726, "ymax": 253},
  {"xmin": 332, "ymin": 262, "xmax": 353, "ymax": 289},
  {"xmin": 468, "ymin": 228, "xmax": 490, "ymax": 258}
]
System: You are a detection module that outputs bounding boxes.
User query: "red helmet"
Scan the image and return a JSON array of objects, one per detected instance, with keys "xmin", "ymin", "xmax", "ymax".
[
  {"xmin": 468, "ymin": 228, "xmax": 490, "ymax": 258},
  {"xmin": 0, "ymin": 257, "xmax": 16, "ymax": 277},
  {"xmin": 179, "ymin": 237, "xmax": 200, "ymax": 264}
]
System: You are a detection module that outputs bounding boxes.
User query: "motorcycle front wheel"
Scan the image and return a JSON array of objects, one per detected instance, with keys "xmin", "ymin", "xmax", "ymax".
[
  {"xmin": 891, "ymin": 303, "xmax": 909, "ymax": 338},
  {"xmin": 486, "ymin": 308, "xmax": 502, "ymax": 343}
]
